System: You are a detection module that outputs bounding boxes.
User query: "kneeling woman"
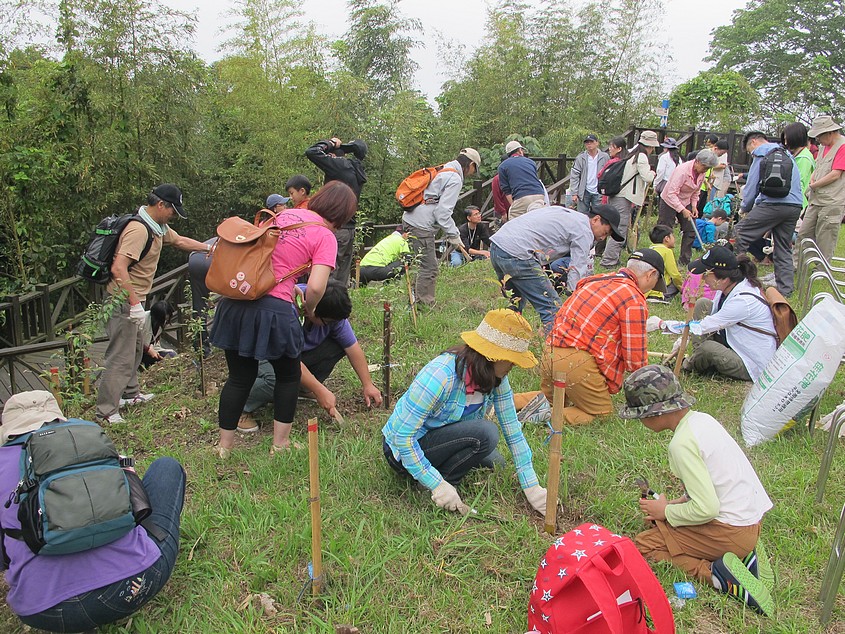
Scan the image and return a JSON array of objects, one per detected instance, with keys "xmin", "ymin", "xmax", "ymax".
[
  {"xmin": 382, "ymin": 309, "xmax": 547, "ymax": 515},
  {"xmin": 685, "ymin": 246, "xmax": 777, "ymax": 381}
]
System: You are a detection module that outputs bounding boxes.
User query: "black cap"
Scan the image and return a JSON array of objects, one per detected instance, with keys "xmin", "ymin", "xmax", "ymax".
[
  {"xmin": 591, "ymin": 204, "xmax": 624, "ymax": 242},
  {"xmin": 628, "ymin": 248, "xmax": 667, "ymax": 294},
  {"xmin": 583, "ymin": 134, "xmax": 599, "ymax": 143},
  {"xmin": 688, "ymin": 246, "xmax": 738, "ymax": 274},
  {"xmin": 152, "ymin": 184, "xmax": 186, "ymax": 219}
]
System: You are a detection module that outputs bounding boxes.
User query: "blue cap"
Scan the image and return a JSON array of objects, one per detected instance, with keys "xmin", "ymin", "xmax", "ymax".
[{"xmin": 265, "ymin": 194, "xmax": 290, "ymax": 208}]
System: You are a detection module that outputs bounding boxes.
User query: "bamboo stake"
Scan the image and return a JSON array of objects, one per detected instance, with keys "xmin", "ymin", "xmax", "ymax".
[
  {"xmin": 307, "ymin": 417, "xmax": 323, "ymax": 596},
  {"xmin": 404, "ymin": 263, "xmax": 418, "ymax": 328},
  {"xmin": 544, "ymin": 371, "xmax": 566, "ymax": 535},
  {"xmin": 82, "ymin": 357, "xmax": 91, "ymax": 396},
  {"xmin": 383, "ymin": 302, "xmax": 391, "ymax": 408},
  {"xmin": 354, "ymin": 258, "xmax": 361, "ymax": 289},
  {"xmin": 673, "ymin": 303, "xmax": 696, "ymax": 377},
  {"xmin": 49, "ymin": 367, "xmax": 62, "ymax": 407}
]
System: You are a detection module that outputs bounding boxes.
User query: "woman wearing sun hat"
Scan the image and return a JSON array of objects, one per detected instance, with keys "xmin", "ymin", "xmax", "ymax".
[
  {"xmin": 382, "ymin": 309, "xmax": 547, "ymax": 515},
  {"xmin": 600, "ymin": 130, "xmax": 658, "ymax": 267}
]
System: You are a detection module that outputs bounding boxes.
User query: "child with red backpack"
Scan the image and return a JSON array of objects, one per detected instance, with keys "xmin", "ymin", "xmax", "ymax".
[{"xmin": 619, "ymin": 365, "xmax": 775, "ymax": 615}]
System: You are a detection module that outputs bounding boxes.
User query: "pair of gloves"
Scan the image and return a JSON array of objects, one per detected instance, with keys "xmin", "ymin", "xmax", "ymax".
[{"xmin": 431, "ymin": 481, "xmax": 548, "ymax": 516}]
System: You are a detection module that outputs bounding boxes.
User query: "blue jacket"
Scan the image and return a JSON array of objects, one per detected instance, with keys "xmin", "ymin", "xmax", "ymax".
[{"xmin": 741, "ymin": 143, "xmax": 803, "ymax": 211}]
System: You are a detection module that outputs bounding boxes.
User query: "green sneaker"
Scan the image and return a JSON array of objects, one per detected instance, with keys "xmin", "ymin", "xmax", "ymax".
[
  {"xmin": 743, "ymin": 543, "xmax": 774, "ymax": 591},
  {"xmin": 712, "ymin": 553, "xmax": 775, "ymax": 616}
]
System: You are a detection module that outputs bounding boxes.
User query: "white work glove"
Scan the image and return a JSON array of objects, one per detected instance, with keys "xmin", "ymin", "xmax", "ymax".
[
  {"xmin": 524, "ymin": 484, "xmax": 547, "ymax": 515},
  {"xmin": 431, "ymin": 480, "xmax": 469, "ymax": 514},
  {"xmin": 128, "ymin": 303, "xmax": 145, "ymax": 328},
  {"xmin": 646, "ymin": 316, "xmax": 664, "ymax": 333},
  {"xmin": 447, "ymin": 236, "xmax": 463, "ymax": 249}
]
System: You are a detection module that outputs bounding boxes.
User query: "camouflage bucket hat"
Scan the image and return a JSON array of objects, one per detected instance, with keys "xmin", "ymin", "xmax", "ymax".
[{"xmin": 618, "ymin": 365, "xmax": 695, "ymax": 419}]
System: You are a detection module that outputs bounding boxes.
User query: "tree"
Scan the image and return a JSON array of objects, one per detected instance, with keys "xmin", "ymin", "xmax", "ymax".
[
  {"xmin": 669, "ymin": 70, "xmax": 759, "ymax": 131},
  {"xmin": 708, "ymin": 0, "xmax": 845, "ymax": 125}
]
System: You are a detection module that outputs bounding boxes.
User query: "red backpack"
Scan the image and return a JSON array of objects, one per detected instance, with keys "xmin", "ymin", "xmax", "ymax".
[{"xmin": 527, "ymin": 523, "xmax": 675, "ymax": 634}]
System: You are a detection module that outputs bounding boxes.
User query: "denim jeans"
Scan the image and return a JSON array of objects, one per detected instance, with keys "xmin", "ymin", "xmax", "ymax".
[
  {"xmin": 490, "ymin": 243, "xmax": 561, "ymax": 330},
  {"xmin": 576, "ymin": 190, "xmax": 601, "ymax": 215},
  {"xmin": 450, "ymin": 251, "xmax": 486, "ymax": 267},
  {"xmin": 383, "ymin": 419, "xmax": 505, "ymax": 486},
  {"xmin": 20, "ymin": 457, "xmax": 186, "ymax": 633}
]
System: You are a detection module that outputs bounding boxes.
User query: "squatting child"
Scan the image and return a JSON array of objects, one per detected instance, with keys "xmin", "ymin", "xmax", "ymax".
[
  {"xmin": 648, "ymin": 224, "xmax": 683, "ymax": 301},
  {"xmin": 619, "ymin": 364, "xmax": 775, "ymax": 615}
]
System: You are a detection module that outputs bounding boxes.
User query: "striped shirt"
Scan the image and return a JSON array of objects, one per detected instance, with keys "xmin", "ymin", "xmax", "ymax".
[
  {"xmin": 547, "ymin": 269, "xmax": 649, "ymax": 394},
  {"xmin": 382, "ymin": 353, "xmax": 539, "ymax": 491}
]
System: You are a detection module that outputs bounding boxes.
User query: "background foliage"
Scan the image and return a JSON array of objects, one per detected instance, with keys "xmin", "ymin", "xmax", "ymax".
[{"xmin": 0, "ymin": 0, "xmax": 834, "ymax": 293}]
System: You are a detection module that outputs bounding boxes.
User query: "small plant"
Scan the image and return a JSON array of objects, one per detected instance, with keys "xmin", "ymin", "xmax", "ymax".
[
  {"xmin": 45, "ymin": 291, "xmax": 126, "ymax": 415},
  {"xmin": 182, "ymin": 281, "xmax": 209, "ymax": 395}
]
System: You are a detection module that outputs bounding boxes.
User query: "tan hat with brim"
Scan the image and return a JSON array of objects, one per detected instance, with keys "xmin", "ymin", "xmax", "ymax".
[
  {"xmin": 808, "ymin": 114, "xmax": 843, "ymax": 138},
  {"xmin": 1, "ymin": 390, "xmax": 65, "ymax": 444},
  {"xmin": 461, "ymin": 309, "xmax": 537, "ymax": 369}
]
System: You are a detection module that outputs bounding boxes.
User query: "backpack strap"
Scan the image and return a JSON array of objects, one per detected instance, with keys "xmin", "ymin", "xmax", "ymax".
[
  {"xmin": 271, "ymin": 221, "xmax": 329, "ymax": 284},
  {"xmin": 423, "ymin": 167, "xmax": 460, "ymax": 204},
  {"xmin": 737, "ymin": 292, "xmax": 778, "ymax": 340},
  {"xmin": 610, "ymin": 540, "xmax": 677, "ymax": 633},
  {"xmin": 127, "ymin": 217, "xmax": 155, "ymax": 270}
]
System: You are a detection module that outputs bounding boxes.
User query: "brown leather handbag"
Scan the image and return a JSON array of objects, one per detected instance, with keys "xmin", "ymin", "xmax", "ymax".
[{"xmin": 205, "ymin": 209, "xmax": 326, "ymax": 301}]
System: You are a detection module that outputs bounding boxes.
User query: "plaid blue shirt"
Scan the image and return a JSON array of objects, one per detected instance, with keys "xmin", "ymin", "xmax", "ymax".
[{"xmin": 382, "ymin": 353, "xmax": 539, "ymax": 491}]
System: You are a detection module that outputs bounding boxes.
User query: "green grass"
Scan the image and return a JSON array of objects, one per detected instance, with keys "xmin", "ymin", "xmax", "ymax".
[{"xmin": 2, "ymin": 226, "xmax": 845, "ymax": 633}]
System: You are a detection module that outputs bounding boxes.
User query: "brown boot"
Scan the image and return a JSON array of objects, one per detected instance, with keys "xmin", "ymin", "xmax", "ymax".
[{"xmin": 236, "ymin": 413, "xmax": 260, "ymax": 433}]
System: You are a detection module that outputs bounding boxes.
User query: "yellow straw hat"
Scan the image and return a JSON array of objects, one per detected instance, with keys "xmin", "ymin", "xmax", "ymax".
[{"xmin": 460, "ymin": 309, "xmax": 537, "ymax": 368}]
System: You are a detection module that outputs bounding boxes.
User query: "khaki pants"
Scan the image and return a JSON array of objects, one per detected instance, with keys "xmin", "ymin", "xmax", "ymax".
[
  {"xmin": 635, "ymin": 519, "xmax": 761, "ymax": 583},
  {"xmin": 795, "ymin": 202, "xmax": 844, "ymax": 265},
  {"xmin": 540, "ymin": 347, "xmax": 613, "ymax": 425},
  {"xmin": 508, "ymin": 194, "xmax": 546, "ymax": 221},
  {"xmin": 96, "ymin": 303, "xmax": 144, "ymax": 419}
]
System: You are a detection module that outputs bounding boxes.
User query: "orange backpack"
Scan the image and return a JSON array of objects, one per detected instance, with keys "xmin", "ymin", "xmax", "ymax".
[{"xmin": 395, "ymin": 165, "xmax": 459, "ymax": 211}]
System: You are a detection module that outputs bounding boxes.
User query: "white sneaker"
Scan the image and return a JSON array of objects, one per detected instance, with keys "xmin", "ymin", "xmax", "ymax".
[
  {"xmin": 98, "ymin": 412, "xmax": 125, "ymax": 424},
  {"xmin": 119, "ymin": 393, "xmax": 155, "ymax": 407}
]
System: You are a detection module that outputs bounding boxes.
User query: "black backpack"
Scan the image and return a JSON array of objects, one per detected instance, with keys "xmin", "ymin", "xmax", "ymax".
[
  {"xmin": 597, "ymin": 156, "xmax": 637, "ymax": 197},
  {"xmin": 757, "ymin": 146, "xmax": 794, "ymax": 198},
  {"xmin": 76, "ymin": 215, "xmax": 154, "ymax": 284}
]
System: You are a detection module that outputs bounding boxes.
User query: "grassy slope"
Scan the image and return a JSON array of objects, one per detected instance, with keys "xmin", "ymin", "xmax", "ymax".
[{"xmin": 2, "ymin": 225, "xmax": 845, "ymax": 633}]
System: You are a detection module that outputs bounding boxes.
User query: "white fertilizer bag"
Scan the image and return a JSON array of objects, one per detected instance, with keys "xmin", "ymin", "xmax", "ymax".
[{"xmin": 741, "ymin": 298, "xmax": 845, "ymax": 447}]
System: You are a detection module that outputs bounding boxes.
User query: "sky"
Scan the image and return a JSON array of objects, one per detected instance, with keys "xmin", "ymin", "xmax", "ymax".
[{"xmin": 163, "ymin": 0, "xmax": 747, "ymax": 102}]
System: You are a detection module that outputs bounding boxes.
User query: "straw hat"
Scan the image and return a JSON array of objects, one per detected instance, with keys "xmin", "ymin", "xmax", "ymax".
[
  {"xmin": 461, "ymin": 309, "xmax": 537, "ymax": 368},
  {"xmin": 1, "ymin": 390, "xmax": 65, "ymax": 444}
]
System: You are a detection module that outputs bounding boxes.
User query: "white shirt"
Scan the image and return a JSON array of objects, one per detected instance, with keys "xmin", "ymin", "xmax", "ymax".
[
  {"xmin": 693, "ymin": 279, "xmax": 777, "ymax": 380},
  {"xmin": 655, "ymin": 152, "xmax": 679, "ymax": 189},
  {"xmin": 585, "ymin": 154, "xmax": 600, "ymax": 193}
]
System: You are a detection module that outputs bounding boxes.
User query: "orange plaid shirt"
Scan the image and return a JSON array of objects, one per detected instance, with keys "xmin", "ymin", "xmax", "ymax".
[{"xmin": 546, "ymin": 269, "xmax": 649, "ymax": 394}]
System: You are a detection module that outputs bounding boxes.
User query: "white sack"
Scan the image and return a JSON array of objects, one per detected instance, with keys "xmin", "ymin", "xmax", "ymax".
[{"xmin": 741, "ymin": 298, "xmax": 845, "ymax": 447}]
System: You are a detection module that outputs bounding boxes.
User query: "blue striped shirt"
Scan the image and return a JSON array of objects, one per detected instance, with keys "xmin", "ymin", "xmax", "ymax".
[{"xmin": 382, "ymin": 353, "xmax": 539, "ymax": 491}]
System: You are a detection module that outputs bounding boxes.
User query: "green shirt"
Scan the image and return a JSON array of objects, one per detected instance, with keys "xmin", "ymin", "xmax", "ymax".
[
  {"xmin": 794, "ymin": 147, "xmax": 816, "ymax": 209},
  {"xmin": 360, "ymin": 231, "xmax": 410, "ymax": 267}
]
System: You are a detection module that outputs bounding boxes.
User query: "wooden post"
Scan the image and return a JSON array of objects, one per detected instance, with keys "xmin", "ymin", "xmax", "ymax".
[
  {"xmin": 36, "ymin": 284, "xmax": 53, "ymax": 341},
  {"xmin": 82, "ymin": 357, "xmax": 91, "ymax": 396},
  {"xmin": 307, "ymin": 417, "xmax": 323, "ymax": 596},
  {"xmin": 557, "ymin": 153, "xmax": 566, "ymax": 182},
  {"xmin": 404, "ymin": 264, "xmax": 417, "ymax": 328},
  {"xmin": 9, "ymin": 295, "xmax": 23, "ymax": 346},
  {"xmin": 354, "ymin": 258, "xmax": 361, "ymax": 289},
  {"xmin": 673, "ymin": 304, "xmax": 696, "ymax": 377},
  {"xmin": 49, "ymin": 367, "xmax": 62, "ymax": 407},
  {"xmin": 544, "ymin": 371, "xmax": 566, "ymax": 535},
  {"xmin": 383, "ymin": 302, "xmax": 391, "ymax": 408},
  {"xmin": 472, "ymin": 179, "xmax": 484, "ymax": 207}
]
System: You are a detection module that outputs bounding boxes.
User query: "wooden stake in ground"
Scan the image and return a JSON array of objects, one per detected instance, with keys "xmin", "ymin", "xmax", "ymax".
[
  {"xmin": 383, "ymin": 302, "xmax": 391, "ymax": 408},
  {"xmin": 404, "ymin": 263, "xmax": 418, "ymax": 328},
  {"xmin": 673, "ymin": 303, "xmax": 696, "ymax": 377},
  {"xmin": 82, "ymin": 357, "xmax": 91, "ymax": 396},
  {"xmin": 307, "ymin": 417, "xmax": 323, "ymax": 596},
  {"xmin": 628, "ymin": 182, "xmax": 652, "ymax": 252},
  {"xmin": 49, "ymin": 367, "xmax": 62, "ymax": 407},
  {"xmin": 354, "ymin": 258, "xmax": 361, "ymax": 289},
  {"xmin": 544, "ymin": 371, "xmax": 566, "ymax": 535}
]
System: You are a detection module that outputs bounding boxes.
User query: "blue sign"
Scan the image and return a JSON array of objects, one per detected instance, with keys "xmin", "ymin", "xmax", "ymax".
[{"xmin": 660, "ymin": 98, "xmax": 670, "ymax": 128}]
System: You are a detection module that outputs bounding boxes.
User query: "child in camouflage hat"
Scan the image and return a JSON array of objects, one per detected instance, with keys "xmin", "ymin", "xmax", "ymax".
[{"xmin": 620, "ymin": 364, "xmax": 775, "ymax": 615}]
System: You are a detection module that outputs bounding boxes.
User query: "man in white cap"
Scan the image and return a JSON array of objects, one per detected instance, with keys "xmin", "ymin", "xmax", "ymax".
[
  {"xmin": 96, "ymin": 185, "xmax": 211, "ymax": 424},
  {"xmin": 797, "ymin": 115, "xmax": 845, "ymax": 263},
  {"xmin": 402, "ymin": 148, "xmax": 480, "ymax": 306},
  {"xmin": 498, "ymin": 140, "xmax": 548, "ymax": 221}
]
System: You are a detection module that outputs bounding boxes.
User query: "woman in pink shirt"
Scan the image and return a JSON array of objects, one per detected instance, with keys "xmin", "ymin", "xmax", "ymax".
[{"xmin": 210, "ymin": 181, "xmax": 357, "ymax": 457}]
